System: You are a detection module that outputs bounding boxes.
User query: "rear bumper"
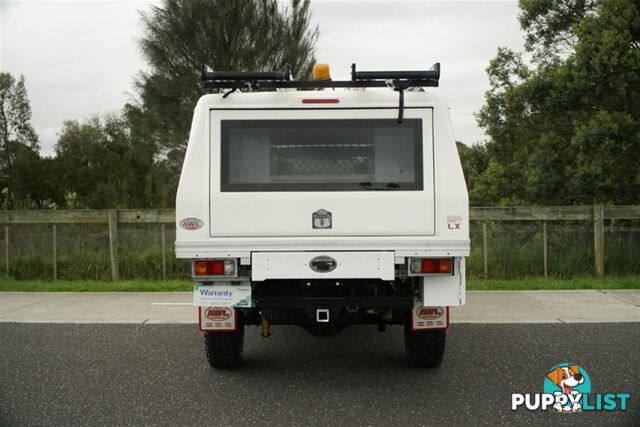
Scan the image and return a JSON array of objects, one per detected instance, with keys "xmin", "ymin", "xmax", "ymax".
[
  {"xmin": 253, "ymin": 278, "xmax": 414, "ymax": 312},
  {"xmin": 221, "ymin": 278, "xmax": 450, "ymax": 335}
]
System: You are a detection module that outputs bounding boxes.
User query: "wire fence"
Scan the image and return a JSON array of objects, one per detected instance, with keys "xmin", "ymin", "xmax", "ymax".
[{"xmin": 1, "ymin": 206, "xmax": 638, "ymax": 280}]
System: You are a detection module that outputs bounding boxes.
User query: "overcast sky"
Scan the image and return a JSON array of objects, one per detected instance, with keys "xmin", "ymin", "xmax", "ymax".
[{"xmin": 1, "ymin": 0, "xmax": 525, "ymax": 156}]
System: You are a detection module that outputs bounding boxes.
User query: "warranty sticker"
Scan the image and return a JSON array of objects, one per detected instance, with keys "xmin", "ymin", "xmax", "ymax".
[{"xmin": 193, "ymin": 283, "xmax": 251, "ymax": 307}]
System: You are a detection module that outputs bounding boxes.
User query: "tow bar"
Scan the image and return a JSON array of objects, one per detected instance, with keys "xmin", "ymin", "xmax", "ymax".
[{"xmin": 316, "ymin": 309, "xmax": 330, "ymax": 323}]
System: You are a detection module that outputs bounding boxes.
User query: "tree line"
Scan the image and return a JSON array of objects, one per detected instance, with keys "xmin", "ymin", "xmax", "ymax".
[
  {"xmin": 1, "ymin": 0, "xmax": 638, "ymax": 210},
  {"xmin": 459, "ymin": 0, "xmax": 639, "ymax": 206},
  {"xmin": 0, "ymin": 0, "xmax": 316, "ymax": 210}
]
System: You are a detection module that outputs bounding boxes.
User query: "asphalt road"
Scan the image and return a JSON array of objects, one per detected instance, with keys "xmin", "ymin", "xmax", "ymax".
[{"xmin": 1, "ymin": 323, "xmax": 638, "ymax": 426}]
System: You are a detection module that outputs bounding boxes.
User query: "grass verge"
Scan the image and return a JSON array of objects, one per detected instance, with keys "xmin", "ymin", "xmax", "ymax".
[
  {"xmin": 0, "ymin": 276, "xmax": 638, "ymax": 292},
  {"xmin": 467, "ymin": 276, "xmax": 640, "ymax": 290},
  {"xmin": 0, "ymin": 278, "xmax": 192, "ymax": 292}
]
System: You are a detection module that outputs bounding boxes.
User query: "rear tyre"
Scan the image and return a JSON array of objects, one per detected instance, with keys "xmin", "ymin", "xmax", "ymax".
[
  {"xmin": 204, "ymin": 326, "xmax": 245, "ymax": 369},
  {"xmin": 404, "ymin": 324, "xmax": 446, "ymax": 368}
]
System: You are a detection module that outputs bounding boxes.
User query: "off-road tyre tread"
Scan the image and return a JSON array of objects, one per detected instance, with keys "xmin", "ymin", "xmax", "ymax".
[
  {"xmin": 404, "ymin": 326, "xmax": 446, "ymax": 368},
  {"xmin": 204, "ymin": 327, "xmax": 244, "ymax": 369}
]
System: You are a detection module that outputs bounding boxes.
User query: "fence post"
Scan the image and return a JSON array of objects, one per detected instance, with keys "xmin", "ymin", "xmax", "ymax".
[
  {"xmin": 161, "ymin": 224, "xmax": 167, "ymax": 280},
  {"xmin": 52, "ymin": 224, "xmax": 58, "ymax": 280},
  {"xmin": 542, "ymin": 221, "xmax": 548, "ymax": 277},
  {"xmin": 4, "ymin": 225, "xmax": 8, "ymax": 275},
  {"xmin": 593, "ymin": 204, "xmax": 605, "ymax": 277},
  {"xmin": 482, "ymin": 223, "xmax": 488, "ymax": 278},
  {"xmin": 108, "ymin": 210, "xmax": 120, "ymax": 281}
]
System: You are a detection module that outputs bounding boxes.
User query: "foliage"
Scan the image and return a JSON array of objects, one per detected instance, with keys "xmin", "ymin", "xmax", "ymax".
[
  {"xmin": 518, "ymin": 0, "xmax": 598, "ymax": 62},
  {"xmin": 5, "ymin": 220, "xmax": 639, "ymax": 281},
  {"xmin": 456, "ymin": 142, "xmax": 489, "ymax": 195},
  {"xmin": 1, "ymin": 2, "xmax": 318, "ymax": 210},
  {"xmin": 469, "ymin": 0, "xmax": 640, "ymax": 206},
  {"xmin": 5, "ymin": 1, "xmax": 640, "ymax": 211},
  {"xmin": 0, "ymin": 278, "xmax": 193, "ymax": 292},
  {"xmin": 2, "ymin": 276, "xmax": 639, "ymax": 291},
  {"xmin": 467, "ymin": 275, "xmax": 640, "ymax": 290},
  {"xmin": 133, "ymin": 0, "xmax": 318, "ymax": 195},
  {"xmin": 54, "ymin": 114, "xmax": 164, "ymax": 208},
  {"xmin": 0, "ymin": 73, "xmax": 40, "ymax": 208}
]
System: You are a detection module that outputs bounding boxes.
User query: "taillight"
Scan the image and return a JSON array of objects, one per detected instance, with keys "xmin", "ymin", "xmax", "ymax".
[
  {"xmin": 193, "ymin": 259, "xmax": 237, "ymax": 277},
  {"xmin": 410, "ymin": 258, "xmax": 453, "ymax": 275},
  {"xmin": 301, "ymin": 98, "xmax": 340, "ymax": 104}
]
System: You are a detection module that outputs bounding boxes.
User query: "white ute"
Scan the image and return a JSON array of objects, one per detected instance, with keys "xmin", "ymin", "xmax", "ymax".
[{"xmin": 176, "ymin": 63, "xmax": 469, "ymax": 368}]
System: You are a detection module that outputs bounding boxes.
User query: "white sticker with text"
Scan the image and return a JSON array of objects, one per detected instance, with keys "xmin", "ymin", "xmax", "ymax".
[{"xmin": 193, "ymin": 283, "xmax": 251, "ymax": 307}]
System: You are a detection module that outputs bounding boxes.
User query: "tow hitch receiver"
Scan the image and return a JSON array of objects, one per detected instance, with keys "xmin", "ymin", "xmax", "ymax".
[{"xmin": 316, "ymin": 309, "xmax": 330, "ymax": 323}]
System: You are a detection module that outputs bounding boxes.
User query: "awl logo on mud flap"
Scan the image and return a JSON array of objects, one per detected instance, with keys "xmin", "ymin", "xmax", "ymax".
[
  {"xmin": 204, "ymin": 307, "xmax": 231, "ymax": 321},
  {"xmin": 417, "ymin": 307, "xmax": 443, "ymax": 320}
]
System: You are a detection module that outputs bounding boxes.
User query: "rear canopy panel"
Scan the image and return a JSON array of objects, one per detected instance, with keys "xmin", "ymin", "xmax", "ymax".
[
  {"xmin": 210, "ymin": 107, "xmax": 434, "ymax": 237},
  {"xmin": 176, "ymin": 89, "xmax": 469, "ymax": 258}
]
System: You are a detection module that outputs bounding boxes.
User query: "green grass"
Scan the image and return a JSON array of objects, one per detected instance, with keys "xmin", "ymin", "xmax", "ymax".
[
  {"xmin": 0, "ymin": 278, "xmax": 192, "ymax": 292},
  {"xmin": 5, "ymin": 221, "xmax": 639, "ymax": 280},
  {"xmin": 0, "ymin": 276, "xmax": 638, "ymax": 292},
  {"xmin": 467, "ymin": 276, "xmax": 640, "ymax": 290}
]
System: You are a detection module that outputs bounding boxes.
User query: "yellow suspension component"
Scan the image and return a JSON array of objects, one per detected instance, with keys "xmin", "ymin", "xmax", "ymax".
[{"xmin": 260, "ymin": 313, "xmax": 271, "ymax": 338}]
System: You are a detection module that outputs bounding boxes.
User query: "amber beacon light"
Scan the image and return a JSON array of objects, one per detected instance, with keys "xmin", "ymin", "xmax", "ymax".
[{"xmin": 312, "ymin": 63, "xmax": 331, "ymax": 80}]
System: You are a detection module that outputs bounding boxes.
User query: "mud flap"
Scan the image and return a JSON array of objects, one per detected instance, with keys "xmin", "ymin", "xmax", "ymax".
[
  {"xmin": 410, "ymin": 298, "xmax": 449, "ymax": 331},
  {"xmin": 198, "ymin": 306, "xmax": 238, "ymax": 332}
]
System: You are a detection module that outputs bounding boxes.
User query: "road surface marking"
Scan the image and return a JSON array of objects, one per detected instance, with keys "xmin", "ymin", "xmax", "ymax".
[{"xmin": 151, "ymin": 303, "xmax": 192, "ymax": 306}]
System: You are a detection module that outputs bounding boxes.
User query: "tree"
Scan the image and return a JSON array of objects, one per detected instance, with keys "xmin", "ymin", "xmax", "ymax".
[
  {"xmin": 518, "ymin": 0, "xmax": 598, "ymax": 62},
  {"xmin": 0, "ymin": 72, "xmax": 39, "ymax": 209},
  {"xmin": 456, "ymin": 141, "xmax": 490, "ymax": 202},
  {"xmin": 55, "ymin": 114, "xmax": 163, "ymax": 209},
  {"xmin": 473, "ymin": 0, "xmax": 640, "ymax": 206},
  {"xmin": 134, "ymin": 0, "xmax": 318, "ymax": 192},
  {"xmin": 123, "ymin": 104, "xmax": 174, "ymax": 208}
]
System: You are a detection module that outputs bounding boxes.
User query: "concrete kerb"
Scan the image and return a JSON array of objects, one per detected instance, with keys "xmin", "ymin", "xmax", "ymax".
[{"xmin": 1, "ymin": 290, "xmax": 639, "ymax": 324}]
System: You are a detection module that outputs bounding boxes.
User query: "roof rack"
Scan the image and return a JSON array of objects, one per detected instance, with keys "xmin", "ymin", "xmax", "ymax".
[
  {"xmin": 201, "ymin": 63, "xmax": 441, "ymax": 123},
  {"xmin": 201, "ymin": 63, "xmax": 440, "ymax": 90}
]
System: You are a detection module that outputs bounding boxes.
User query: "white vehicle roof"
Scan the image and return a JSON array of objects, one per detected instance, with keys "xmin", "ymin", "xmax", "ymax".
[{"xmin": 194, "ymin": 88, "xmax": 448, "ymax": 110}]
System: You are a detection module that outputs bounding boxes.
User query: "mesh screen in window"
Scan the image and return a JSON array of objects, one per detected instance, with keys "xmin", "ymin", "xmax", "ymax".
[{"xmin": 221, "ymin": 119, "xmax": 423, "ymax": 191}]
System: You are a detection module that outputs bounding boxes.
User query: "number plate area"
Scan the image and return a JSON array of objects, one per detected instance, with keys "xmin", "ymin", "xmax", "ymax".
[{"xmin": 251, "ymin": 251, "xmax": 395, "ymax": 281}]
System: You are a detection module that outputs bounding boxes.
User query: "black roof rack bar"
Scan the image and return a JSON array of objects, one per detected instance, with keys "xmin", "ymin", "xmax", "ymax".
[
  {"xmin": 203, "ymin": 79, "xmax": 438, "ymax": 90},
  {"xmin": 201, "ymin": 65, "xmax": 290, "ymax": 82},
  {"xmin": 351, "ymin": 63, "xmax": 440, "ymax": 82},
  {"xmin": 201, "ymin": 63, "xmax": 440, "ymax": 90}
]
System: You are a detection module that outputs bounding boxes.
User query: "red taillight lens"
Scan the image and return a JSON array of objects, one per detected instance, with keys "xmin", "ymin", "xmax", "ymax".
[
  {"xmin": 421, "ymin": 259, "xmax": 437, "ymax": 273},
  {"xmin": 301, "ymin": 98, "xmax": 340, "ymax": 104},
  {"xmin": 194, "ymin": 260, "xmax": 232, "ymax": 276},
  {"xmin": 420, "ymin": 258, "xmax": 452, "ymax": 274},
  {"xmin": 211, "ymin": 260, "xmax": 225, "ymax": 275}
]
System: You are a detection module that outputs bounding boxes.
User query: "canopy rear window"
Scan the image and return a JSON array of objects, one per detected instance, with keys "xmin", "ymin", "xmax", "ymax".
[{"xmin": 221, "ymin": 119, "xmax": 423, "ymax": 192}]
